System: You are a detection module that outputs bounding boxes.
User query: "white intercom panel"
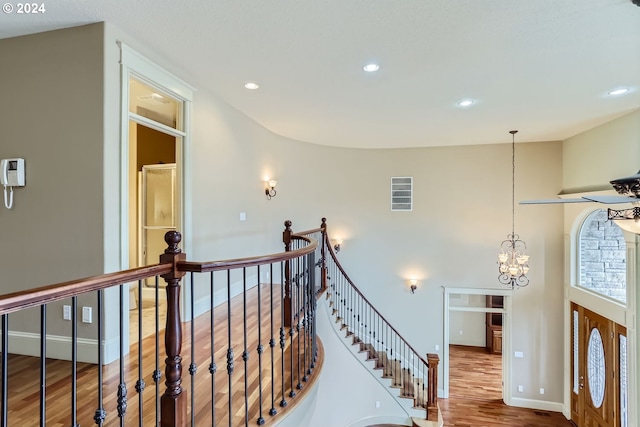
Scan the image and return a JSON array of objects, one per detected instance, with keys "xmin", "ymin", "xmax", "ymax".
[
  {"xmin": 1, "ymin": 158, "xmax": 25, "ymax": 209},
  {"xmin": 1, "ymin": 158, "xmax": 25, "ymax": 187}
]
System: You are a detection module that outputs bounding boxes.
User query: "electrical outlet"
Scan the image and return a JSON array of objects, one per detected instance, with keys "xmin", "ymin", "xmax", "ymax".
[
  {"xmin": 540, "ymin": 388, "xmax": 545, "ymax": 395},
  {"xmin": 517, "ymin": 385, "xmax": 524, "ymax": 393},
  {"xmin": 82, "ymin": 307, "xmax": 92, "ymax": 323},
  {"xmin": 514, "ymin": 351, "xmax": 524, "ymax": 358},
  {"xmin": 239, "ymin": 212, "xmax": 246, "ymax": 221},
  {"xmin": 375, "ymin": 401, "xmax": 380, "ymax": 408},
  {"xmin": 435, "ymin": 344, "xmax": 440, "ymax": 351},
  {"xmin": 63, "ymin": 305, "xmax": 71, "ymax": 321}
]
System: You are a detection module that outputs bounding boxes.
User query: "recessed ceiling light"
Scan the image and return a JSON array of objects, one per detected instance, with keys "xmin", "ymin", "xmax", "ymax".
[
  {"xmin": 363, "ymin": 63, "xmax": 380, "ymax": 72},
  {"xmin": 244, "ymin": 82, "xmax": 260, "ymax": 90},
  {"xmin": 608, "ymin": 88, "xmax": 629, "ymax": 96},
  {"xmin": 457, "ymin": 99, "xmax": 475, "ymax": 107}
]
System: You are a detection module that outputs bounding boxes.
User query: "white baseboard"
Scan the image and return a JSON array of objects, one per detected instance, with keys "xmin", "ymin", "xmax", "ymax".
[
  {"xmin": 509, "ymin": 397, "xmax": 565, "ymax": 414},
  {"xmin": 346, "ymin": 415, "xmax": 412, "ymax": 427},
  {"xmin": 7, "ymin": 331, "xmax": 100, "ymax": 364},
  {"xmin": 6, "ymin": 276, "xmax": 262, "ymax": 365}
]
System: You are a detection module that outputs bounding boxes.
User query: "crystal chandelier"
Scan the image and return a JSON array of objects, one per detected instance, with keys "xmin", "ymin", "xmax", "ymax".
[{"xmin": 498, "ymin": 130, "xmax": 530, "ymax": 288}]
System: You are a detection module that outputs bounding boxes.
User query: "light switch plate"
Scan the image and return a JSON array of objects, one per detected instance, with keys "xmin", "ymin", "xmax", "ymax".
[{"xmin": 82, "ymin": 307, "xmax": 92, "ymax": 323}]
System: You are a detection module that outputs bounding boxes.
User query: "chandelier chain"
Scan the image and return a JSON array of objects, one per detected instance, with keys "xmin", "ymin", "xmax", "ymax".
[{"xmin": 511, "ymin": 131, "xmax": 515, "ymax": 237}]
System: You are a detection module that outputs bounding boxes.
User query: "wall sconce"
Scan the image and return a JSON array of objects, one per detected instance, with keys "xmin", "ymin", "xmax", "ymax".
[
  {"xmin": 333, "ymin": 238, "xmax": 343, "ymax": 253},
  {"xmin": 408, "ymin": 279, "xmax": 418, "ymax": 294},
  {"xmin": 265, "ymin": 179, "xmax": 277, "ymax": 200}
]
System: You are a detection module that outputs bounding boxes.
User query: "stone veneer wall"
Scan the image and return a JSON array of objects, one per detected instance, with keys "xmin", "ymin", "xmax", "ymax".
[{"xmin": 579, "ymin": 209, "xmax": 626, "ymax": 303}]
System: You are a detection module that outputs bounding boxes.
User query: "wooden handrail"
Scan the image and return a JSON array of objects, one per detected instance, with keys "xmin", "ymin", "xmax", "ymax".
[
  {"xmin": 176, "ymin": 238, "xmax": 316, "ymax": 273},
  {"xmin": 0, "ymin": 232, "xmax": 317, "ymax": 317},
  {"xmin": 0, "ymin": 263, "xmax": 173, "ymax": 316}
]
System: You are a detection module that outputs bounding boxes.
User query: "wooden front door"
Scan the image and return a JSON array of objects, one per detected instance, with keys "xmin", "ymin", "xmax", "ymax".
[{"xmin": 571, "ymin": 303, "xmax": 623, "ymax": 427}]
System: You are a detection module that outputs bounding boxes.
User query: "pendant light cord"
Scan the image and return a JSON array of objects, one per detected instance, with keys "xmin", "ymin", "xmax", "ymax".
[{"xmin": 512, "ymin": 132, "xmax": 515, "ymax": 237}]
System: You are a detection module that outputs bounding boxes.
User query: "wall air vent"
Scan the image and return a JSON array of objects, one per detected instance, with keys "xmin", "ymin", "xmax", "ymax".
[{"xmin": 391, "ymin": 177, "xmax": 413, "ymax": 211}]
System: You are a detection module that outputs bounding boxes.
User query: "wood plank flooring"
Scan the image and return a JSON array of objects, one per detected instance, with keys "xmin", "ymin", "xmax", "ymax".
[
  {"xmin": 3, "ymin": 283, "xmax": 323, "ymax": 427},
  {"xmin": 441, "ymin": 345, "xmax": 573, "ymax": 427},
  {"xmin": 5, "ymin": 298, "xmax": 575, "ymax": 427}
]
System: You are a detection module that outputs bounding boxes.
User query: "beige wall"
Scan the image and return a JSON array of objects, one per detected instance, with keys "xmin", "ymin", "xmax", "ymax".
[
  {"xmin": 0, "ymin": 24, "xmax": 105, "ymax": 340},
  {"xmin": 188, "ymin": 86, "xmax": 566, "ymax": 403},
  {"xmin": 563, "ymin": 109, "xmax": 640, "ymax": 193}
]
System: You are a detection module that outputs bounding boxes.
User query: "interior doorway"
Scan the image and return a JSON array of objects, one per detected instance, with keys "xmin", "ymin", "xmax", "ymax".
[
  {"xmin": 443, "ymin": 287, "xmax": 511, "ymax": 402},
  {"xmin": 448, "ymin": 294, "xmax": 503, "ymax": 400},
  {"xmin": 127, "ymin": 77, "xmax": 184, "ymax": 345}
]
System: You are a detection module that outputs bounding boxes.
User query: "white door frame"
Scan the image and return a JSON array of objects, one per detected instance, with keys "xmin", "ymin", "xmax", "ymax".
[
  {"xmin": 110, "ymin": 43, "xmax": 194, "ymax": 361},
  {"xmin": 442, "ymin": 286, "xmax": 512, "ymax": 404}
]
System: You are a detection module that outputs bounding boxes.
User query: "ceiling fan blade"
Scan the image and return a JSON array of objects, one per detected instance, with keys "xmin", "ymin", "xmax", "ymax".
[
  {"xmin": 519, "ymin": 198, "xmax": 591, "ymax": 204},
  {"xmin": 582, "ymin": 195, "xmax": 639, "ymax": 204},
  {"xmin": 520, "ymin": 195, "xmax": 639, "ymax": 205}
]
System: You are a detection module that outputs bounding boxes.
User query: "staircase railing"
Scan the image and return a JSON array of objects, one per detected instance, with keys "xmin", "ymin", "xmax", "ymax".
[
  {"xmin": 0, "ymin": 222, "xmax": 321, "ymax": 427},
  {"xmin": 295, "ymin": 218, "xmax": 440, "ymax": 421}
]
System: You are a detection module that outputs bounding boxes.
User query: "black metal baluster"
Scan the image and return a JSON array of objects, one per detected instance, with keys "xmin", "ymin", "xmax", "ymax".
[
  {"xmin": 369, "ymin": 304, "xmax": 372, "ymax": 346},
  {"xmin": 309, "ymin": 251, "xmax": 317, "ymax": 370},
  {"xmin": 153, "ymin": 276, "xmax": 161, "ymax": 427},
  {"xmin": 343, "ymin": 277, "xmax": 348, "ymax": 330},
  {"xmin": 117, "ymin": 287, "xmax": 127, "ymax": 426},
  {"xmin": 341, "ymin": 274, "xmax": 345, "ymax": 326},
  {"xmin": 189, "ymin": 273, "xmax": 197, "ymax": 427},
  {"xmin": 302, "ymin": 252, "xmax": 310, "ymax": 382},
  {"xmin": 268, "ymin": 263, "xmax": 277, "ymax": 417},
  {"xmin": 1, "ymin": 313, "xmax": 8, "ymax": 427},
  {"xmin": 421, "ymin": 354, "xmax": 425, "ymax": 407},
  {"xmin": 358, "ymin": 295, "xmax": 362, "ymax": 344},
  {"xmin": 136, "ymin": 280, "xmax": 145, "ymax": 427},
  {"xmin": 301, "ymin": 255, "xmax": 308, "ymax": 383},
  {"xmin": 256, "ymin": 266, "xmax": 265, "ymax": 425},
  {"xmin": 242, "ymin": 268, "xmax": 249, "ymax": 427},
  {"xmin": 226, "ymin": 270, "xmax": 234, "ymax": 427},
  {"xmin": 391, "ymin": 331, "xmax": 396, "ymax": 386},
  {"xmin": 295, "ymin": 257, "xmax": 301, "ymax": 391},
  {"xmin": 39, "ymin": 304, "xmax": 46, "ymax": 427},
  {"xmin": 289, "ymin": 281, "xmax": 296, "ymax": 398},
  {"xmin": 279, "ymin": 262, "xmax": 287, "ymax": 408},
  {"xmin": 94, "ymin": 290, "xmax": 106, "ymax": 426},
  {"xmin": 351, "ymin": 282, "xmax": 355, "ymax": 332},
  {"xmin": 71, "ymin": 296, "xmax": 79, "ymax": 427},
  {"xmin": 343, "ymin": 279, "xmax": 348, "ymax": 330},
  {"xmin": 209, "ymin": 272, "xmax": 217, "ymax": 425}
]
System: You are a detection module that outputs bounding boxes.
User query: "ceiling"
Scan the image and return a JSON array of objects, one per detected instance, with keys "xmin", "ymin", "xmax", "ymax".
[{"xmin": 2, "ymin": 0, "xmax": 639, "ymax": 148}]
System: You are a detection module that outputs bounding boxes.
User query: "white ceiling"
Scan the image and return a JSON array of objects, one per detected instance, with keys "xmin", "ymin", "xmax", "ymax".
[{"xmin": 2, "ymin": 0, "xmax": 639, "ymax": 148}]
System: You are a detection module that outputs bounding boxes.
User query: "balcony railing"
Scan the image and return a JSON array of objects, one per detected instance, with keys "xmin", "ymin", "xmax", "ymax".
[{"xmin": 0, "ymin": 218, "xmax": 437, "ymax": 426}]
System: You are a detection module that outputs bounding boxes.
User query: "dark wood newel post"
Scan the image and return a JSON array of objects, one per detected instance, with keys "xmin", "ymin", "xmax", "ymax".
[
  {"xmin": 320, "ymin": 218, "xmax": 328, "ymax": 292},
  {"xmin": 283, "ymin": 221, "xmax": 293, "ymax": 328},
  {"xmin": 426, "ymin": 353, "xmax": 440, "ymax": 420},
  {"xmin": 160, "ymin": 231, "xmax": 187, "ymax": 427}
]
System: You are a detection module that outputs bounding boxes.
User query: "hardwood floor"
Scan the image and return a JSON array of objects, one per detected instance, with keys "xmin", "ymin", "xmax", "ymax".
[
  {"xmin": 448, "ymin": 345, "xmax": 502, "ymax": 401},
  {"xmin": 4, "ymin": 283, "xmax": 322, "ymax": 427},
  {"xmin": 441, "ymin": 345, "xmax": 573, "ymax": 427},
  {"xmin": 5, "ymin": 301, "xmax": 574, "ymax": 427}
]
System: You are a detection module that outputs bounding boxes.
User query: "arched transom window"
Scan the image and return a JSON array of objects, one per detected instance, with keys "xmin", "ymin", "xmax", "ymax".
[{"xmin": 578, "ymin": 209, "xmax": 626, "ymax": 304}]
